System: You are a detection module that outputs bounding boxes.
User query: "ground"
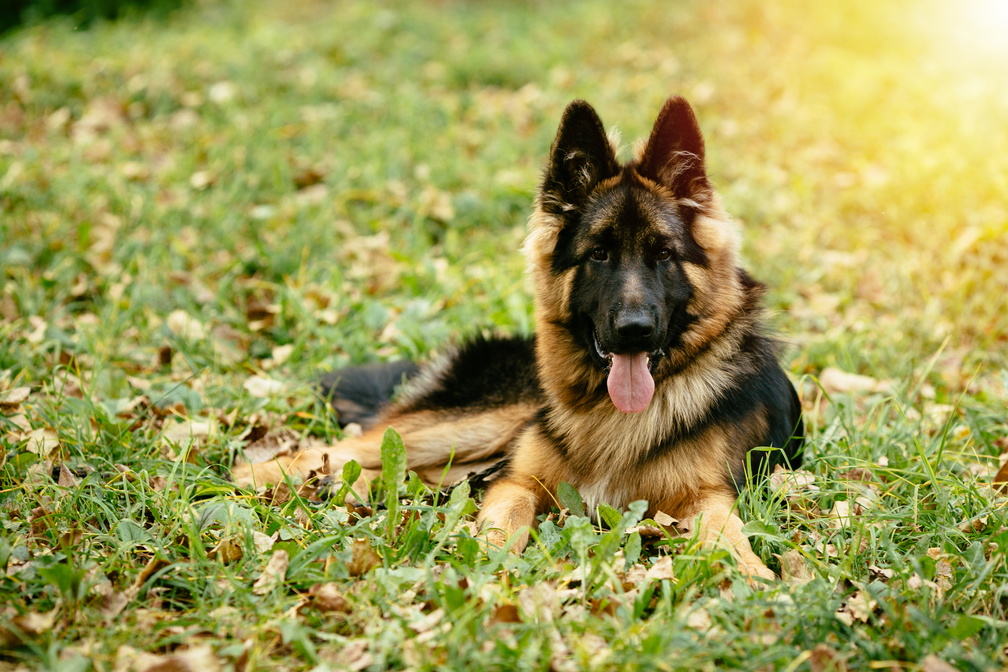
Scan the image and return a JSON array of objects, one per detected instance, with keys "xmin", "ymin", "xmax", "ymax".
[{"xmin": 1, "ymin": 0, "xmax": 1007, "ymax": 670}]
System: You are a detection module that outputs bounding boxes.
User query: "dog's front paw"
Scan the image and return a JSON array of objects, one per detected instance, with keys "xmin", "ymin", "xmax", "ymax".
[
  {"xmin": 734, "ymin": 551, "xmax": 778, "ymax": 585},
  {"xmin": 479, "ymin": 525, "xmax": 529, "ymax": 555}
]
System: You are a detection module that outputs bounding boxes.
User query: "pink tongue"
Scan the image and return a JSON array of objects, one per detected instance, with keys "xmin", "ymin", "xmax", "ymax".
[{"xmin": 607, "ymin": 352, "xmax": 655, "ymax": 413}]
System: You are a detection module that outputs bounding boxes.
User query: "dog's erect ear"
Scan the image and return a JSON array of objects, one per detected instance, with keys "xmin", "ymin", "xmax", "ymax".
[
  {"xmin": 637, "ymin": 96, "xmax": 710, "ymax": 200},
  {"xmin": 539, "ymin": 100, "xmax": 619, "ymax": 213}
]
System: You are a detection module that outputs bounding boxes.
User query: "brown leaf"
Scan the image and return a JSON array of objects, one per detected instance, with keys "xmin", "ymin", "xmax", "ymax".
[
  {"xmin": 133, "ymin": 556, "xmax": 171, "ymax": 590},
  {"xmin": 252, "ymin": 550, "xmax": 289, "ymax": 595},
  {"xmin": 819, "ymin": 367, "xmax": 892, "ymax": 395},
  {"xmin": 209, "ymin": 537, "xmax": 243, "ymax": 565},
  {"xmin": 0, "ymin": 609, "xmax": 57, "ymax": 646},
  {"xmin": 346, "ymin": 538, "xmax": 380, "ymax": 577},
  {"xmin": 308, "ymin": 583, "xmax": 351, "ymax": 613},
  {"xmin": 242, "ymin": 376, "xmax": 286, "ymax": 398},
  {"xmin": 644, "ymin": 556, "xmax": 675, "ymax": 581},
  {"xmin": 57, "ymin": 464, "xmax": 78, "ymax": 488},
  {"xmin": 25, "ymin": 428, "xmax": 60, "ymax": 457},
  {"xmin": 165, "ymin": 309, "xmax": 206, "ymax": 340},
  {"xmin": 778, "ymin": 548, "xmax": 814, "ymax": 585},
  {"xmin": 920, "ymin": 655, "xmax": 961, "ymax": 672},
  {"xmin": 0, "ymin": 386, "xmax": 30, "ymax": 407},
  {"xmin": 240, "ymin": 429, "xmax": 298, "ymax": 465},
  {"xmin": 809, "ymin": 644, "xmax": 847, "ymax": 672},
  {"xmin": 115, "ymin": 644, "xmax": 223, "ymax": 672},
  {"xmin": 994, "ymin": 459, "xmax": 1008, "ymax": 494},
  {"xmin": 488, "ymin": 603, "xmax": 521, "ymax": 625}
]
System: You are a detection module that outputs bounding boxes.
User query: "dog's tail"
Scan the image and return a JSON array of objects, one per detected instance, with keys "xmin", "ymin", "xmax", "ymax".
[{"xmin": 318, "ymin": 361, "xmax": 419, "ymax": 429}]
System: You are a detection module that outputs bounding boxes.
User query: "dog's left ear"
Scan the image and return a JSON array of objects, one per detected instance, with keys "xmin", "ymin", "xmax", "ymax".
[
  {"xmin": 539, "ymin": 100, "xmax": 620, "ymax": 214},
  {"xmin": 637, "ymin": 96, "xmax": 711, "ymax": 200}
]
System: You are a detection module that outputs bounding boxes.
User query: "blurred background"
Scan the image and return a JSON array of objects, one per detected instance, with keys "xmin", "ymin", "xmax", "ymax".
[{"xmin": 2, "ymin": 0, "xmax": 1007, "ymax": 396}]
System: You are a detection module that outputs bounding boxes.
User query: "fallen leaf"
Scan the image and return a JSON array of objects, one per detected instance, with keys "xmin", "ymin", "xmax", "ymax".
[
  {"xmin": 25, "ymin": 428, "xmax": 60, "ymax": 457},
  {"xmin": 57, "ymin": 464, "xmax": 78, "ymax": 488},
  {"xmin": 644, "ymin": 556, "xmax": 675, "ymax": 581},
  {"xmin": 346, "ymin": 538, "xmax": 380, "ymax": 577},
  {"xmin": 684, "ymin": 606, "xmax": 712, "ymax": 631},
  {"xmin": 115, "ymin": 644, "xmax": 223, "ymax": 672},
  {"xmin": 208, "ymin": 537, "xmax": 243, "ymax": 565},
  {"xmin": 994, "ymin": 459, "xmax": 1008, "ymax": 494},
  {"xmin": 488, "ymin": 603, "xmax": 521, "ymax": 624},
  {"xmin": 339, "ymin": 639, "xmax": 374, "ymax": 672},
  {"xmin": 243, "ymin": 376, "xmax": 286, "ymax": 398},
  {"xmin": 809, "ymin": 644, "xmax": 847, "ymax": 672},
  {"xmin": 0, "ymin": 386, "xmax": 30, "ymax": 407},
  {"xmin": 819, "ymin": 367, "xmax": 892, "ymax": 395},
  {"xmin": 251, "ymin": 530, "xmax": 275, "ymax": 554},
  {"xmin": 778, "ymin": 548, "xmax": 814, "ymax": 585},
  {"xmin": 166, "ymin": 310, "xmax": 206, "ymax": 340},
  {"xmin": 653, "ymin": 510, "xmax": 677, "ymax": 527},
  {"xmin": 920, "ymin": 654, "xmax": 961, "ymax": 672},
  {"xmin": 308, "ymin": 583, "xmax": 351, "ymax": 613},
  {"xmin": 844, "ymin": 590, "xmax": 876, "ymax": 623},
  {"xmin": 252, "ymin": 550, "xmax": 289, "ymax": 595},
  {"xmin": 0, "ymin": 609, "xmax": 57, "ymax": 647},
  {"xmin": 162, "ymin": 419, "xmax": 214, "ymax": 444}
]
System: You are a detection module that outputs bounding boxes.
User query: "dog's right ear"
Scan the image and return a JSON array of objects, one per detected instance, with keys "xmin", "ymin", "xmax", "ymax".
[{"xmin": 538, "ymin": 100, "xmax": 619, "ymax": 214}]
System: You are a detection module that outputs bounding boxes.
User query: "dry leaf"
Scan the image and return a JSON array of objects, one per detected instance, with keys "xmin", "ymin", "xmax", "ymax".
[
  {"xmin": 308, "ymin": 583, "xmax": 351, "ymax": 613},
  {"xmin": 644, "ymin": 556, "xmax": 676, "ymax": 582},
  {"xmin": 251, "ymin": 530, "xmax": 275, "ymax": 554},
  {"xmin": 57, "ymin": 464, "xmax": 78, "ymax": 488},
  {"xmin": 252, "ymin": 550, "xmax": 289, "ymax": 595},
  {"xmin": 243, "ymin": 376, "xmax": 286, "ymax": 398},
  {"xmin": 653, "ymin": 510, "xmax": 677, "ymax": 527},
  {"xmin": 489, "ymin": 603, "xmax": 521, "ymax": 625},
  {"xmin": 165, "ymin": 310, "xmax": 206, "ymax": 340},
  {"xmin": 25, "ymin": 428, "xmax": 60, "ymax": 457},
  {"xmin": 0, "ymin": 609, "xmax": 57, "ymax": 647},
  {"xmin": 241, "ymin": 429, "xmax": 298, "ymax": 464},
  {"xmin": 339, "ymin": 639, "xmax": 374, "ymax": 672},
  {"xmin": 778, "ymin": 548, "xmax": 814, "ymax": 585},
  {"xmin": 346, "ymin": 538, "xmax": 380, "ymax": 577},
  {"xmin": 819, "ymin": 367, "xmax": 892, "ymax": 395},
  {"xmin": 768, "ymin": 466, "xmax": 818, "ymax": 499},
  {"xmin": 920, "ymin": 654, "xmax": 961, "ymax": 672},
  {"xmin": 0, "ymin": 386, "xmax": 30, "ymax": 407},
  {"xmin": 994, "ymin": 459, "xmax": 1008, "ymax": 494},
  {"xmin": 115, "ymin": 644, "xmax": 223, "ymax": 672},
  {"xmin": 208, "ymin": 537, "xmax": 243, "ymax": 565},
  {"xmin": 809, "ymin": 644, "xmax": 847, "ymax": 672},
  {"xmin": 843, "ymin": 590, "xmax": 876, "ymax": 623},
  {"xmin": 162, "ymin": 419, "xmax": 213, "ymax": 444},
  {"xmin": 684, "ymin": 606, "xmax": 712, "ymax": 631}
]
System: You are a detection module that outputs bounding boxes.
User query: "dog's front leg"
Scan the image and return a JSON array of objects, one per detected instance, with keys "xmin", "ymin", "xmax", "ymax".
[
  {"xmin": 476, "ymin": 477, "xmax": 545, "ymax": 553},
  {"xmin": 682, "ymin": 492, "xmax": 776, "ymax": 582}
]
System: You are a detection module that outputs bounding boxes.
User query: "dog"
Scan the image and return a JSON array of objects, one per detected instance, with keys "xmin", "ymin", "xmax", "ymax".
[{"xmin": 232, "ymin": 96, "xmax": 804, "ymax": 580}]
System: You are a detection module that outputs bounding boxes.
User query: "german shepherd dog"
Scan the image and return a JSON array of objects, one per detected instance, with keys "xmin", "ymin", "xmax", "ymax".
[{"xmin": 233, "ymin": 96, "xmax": 804, "ymax": 579}]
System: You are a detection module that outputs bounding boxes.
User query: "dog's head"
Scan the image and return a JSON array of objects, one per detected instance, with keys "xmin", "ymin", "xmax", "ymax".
[{"xmin": 527, "ymin": 97, "xmax": 745, "ymax": 413}]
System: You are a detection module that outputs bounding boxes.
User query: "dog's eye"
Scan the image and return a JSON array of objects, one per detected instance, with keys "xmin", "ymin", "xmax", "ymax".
[
  {"xmin": 590, "ymin": 247, "xmax": 609, "ymax": 261},
  {"xmin": 655, "ymin": 248, "xmax": 673, "ymax": 261}
]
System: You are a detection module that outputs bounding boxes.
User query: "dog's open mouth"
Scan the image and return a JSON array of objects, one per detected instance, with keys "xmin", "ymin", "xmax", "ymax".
[{"xmin": 593, "ymin": 331, "xmax": 663, "ymax": 414}]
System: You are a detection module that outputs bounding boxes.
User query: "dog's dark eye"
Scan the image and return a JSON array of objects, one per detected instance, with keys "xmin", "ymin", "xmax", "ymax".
[
  {"xmin": 655, "ymin": 248, "xmax": 673, "ymax": 261},
  {"xmin": 590, "ymin": 247, "xmax": 609, "ymax": 261}
]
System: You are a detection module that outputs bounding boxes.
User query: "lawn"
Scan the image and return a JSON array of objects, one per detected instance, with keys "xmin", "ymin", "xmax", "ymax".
[{"xmin": 2, "ymin": 0, "xmax": 1007, "ymax": 669}]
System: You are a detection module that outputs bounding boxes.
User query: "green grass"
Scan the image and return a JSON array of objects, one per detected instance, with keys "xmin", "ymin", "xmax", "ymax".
[{"xmin": 2, "ymin": 0, "xmax": 1008, "ymax": 669}]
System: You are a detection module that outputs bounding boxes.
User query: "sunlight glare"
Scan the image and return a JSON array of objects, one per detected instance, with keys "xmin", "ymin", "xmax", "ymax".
[{"xmin": 955, "ymin": 0, "xmax": 1008, "ymax": 60}]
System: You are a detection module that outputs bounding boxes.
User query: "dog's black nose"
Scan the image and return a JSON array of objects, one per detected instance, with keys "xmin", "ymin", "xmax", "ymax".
[{"xmin": 613, "ymin": 309, "xmax": 655, "ymax": 345}]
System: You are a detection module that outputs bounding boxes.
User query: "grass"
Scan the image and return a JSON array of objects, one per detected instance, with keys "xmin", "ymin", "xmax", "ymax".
[{"xmin": 2, "ymin": 0, "xmax": 1008, "ymax": 669}]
